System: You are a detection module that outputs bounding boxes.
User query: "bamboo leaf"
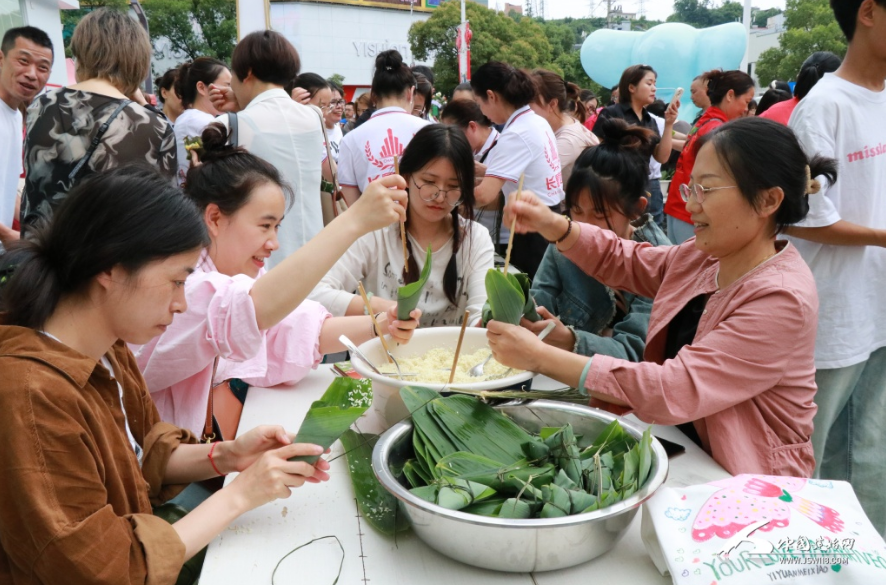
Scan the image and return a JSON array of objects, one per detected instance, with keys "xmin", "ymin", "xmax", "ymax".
[
  {"xmin": 340, "ymin": 430, "xmax": 409, "ymax": 535},
  {"xmin": 463, "ymin": 498, "xmax": 507, "ymax": 517},
  {"xmin": 430, "ymin": 395, "xmax": 533, "ymax": 464},
  {"xmin": 638, "ymin": 427, "xmax": 653, "ymax": 487},
  {"xmin": 512, "ymin": 273, "xmax": 542, "ymax": 322},
  {"xmin": 291, "ymin": 378, "xmax": 372, "ymax": 463},
  {"xmin": 498, "ymin": 498, "xmax": 533, "ymax": 519},
  {"xmin": 484, "ymin": 269, "xmax": 525, "ymax": 326},
  {"xmin": 397, "ymin": 245, "xmax": 433, "ymax": 320}
]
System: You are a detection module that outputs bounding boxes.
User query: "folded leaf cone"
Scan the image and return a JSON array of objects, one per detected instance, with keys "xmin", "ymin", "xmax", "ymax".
[
  {"xmin": 397, "ymin": 245, "xmax": 433, "ymax": 321},
  {"xmin": 290, "ymin": 377, "xmax": 372, "ymax": 463}
]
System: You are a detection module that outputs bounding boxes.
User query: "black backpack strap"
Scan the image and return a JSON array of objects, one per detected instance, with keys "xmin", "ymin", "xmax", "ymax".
[
  {"xmin": 67, "ymin": 99, "xmax": 132, "ymax": 182},
  {"xmin": 228, "ymin": 112, "xmax": 239, "ymax": 147}
]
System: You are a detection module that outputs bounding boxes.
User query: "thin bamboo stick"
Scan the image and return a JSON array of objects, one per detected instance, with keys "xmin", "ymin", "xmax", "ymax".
[
  {"xmin": 357, "ymin": 281, "xmax": 393, "ymax": 363},
  {"xmin": 502, "ymin": 173, "xmax": 525, "ymax": 275},
  {"xmin": 449, "ymin": 310, "xmax": 471, "ymax": 384},
  {"xmin": 395, "ymin": 155, "xmax": 408, "ymax": 273}
]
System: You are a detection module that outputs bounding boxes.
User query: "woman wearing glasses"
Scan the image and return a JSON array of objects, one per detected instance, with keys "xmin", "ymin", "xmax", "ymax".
[
  {"xmin": 486, "ymin": 117, "xmax": 837, "ymax": 477},
  {"xmin": 310, "ymin": 124, "xmax": 494, "ymax": 327}
]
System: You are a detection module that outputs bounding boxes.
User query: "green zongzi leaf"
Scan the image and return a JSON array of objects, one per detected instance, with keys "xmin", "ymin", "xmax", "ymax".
[
  {"xmin": 483, "ymin": 269, "xmax": 525, "ymax": 326},
  {"xmin": 290, "ymin": 378, "xmax": 372, "ymax": 463},
  {"xmin": 397, "ymin": 245, "xmax": 433, "ymax": 320},
  {"xmin": 512, "ymin": 273, "xmax": 542, "ymax": 322}
]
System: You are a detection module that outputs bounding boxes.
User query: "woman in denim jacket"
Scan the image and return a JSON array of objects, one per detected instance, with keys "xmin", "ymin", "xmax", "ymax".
[{"xmin": 525, "ymin": 118, "xmax": 670, "ymax": 360}]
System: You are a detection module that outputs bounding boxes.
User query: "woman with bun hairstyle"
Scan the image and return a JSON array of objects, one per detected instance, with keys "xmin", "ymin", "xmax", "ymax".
[
  {"xmin": 526, "ymin": 118, "xmax": 669, "ymax": 361},
  {"xmin": 173, "ymin": 57, "xmax": 231, "ymax": 184},
  {"xmin": 471, "ymin": 61, "xmax": 564, "ymax": 278},
  {"xmin": 665, "ymin": 69, "xmax": 755, "ymax": 244},
  {"xmin": 593, "ymin": 64, "xmax": 680, "ymax": 231},
  {"xmin": 531, "ymin": 69, "xmax": 600, "ymax": 187},
  {"xmin": 338, "ymin": 50, "xmax": 429, "ymax": 205},
  {"xmin": 0, "ymin": 166, "xmax": 333, "ymax": 584},
  {"xmin": 759, "ymin": 52, "xmax": 842, "ymax": 125},
  {"xmin": 489, "ymin": 117, "xmax": 837, "ymax": 477},
  {"xmin": 136, "ymin": 123, "xmax": 420, "ymax": 436},
  {"xmin": 310, "ymin": 124, "xmax": 494, "ymax": 327}
]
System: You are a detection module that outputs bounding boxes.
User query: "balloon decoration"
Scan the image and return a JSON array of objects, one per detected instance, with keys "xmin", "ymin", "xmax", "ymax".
[{"xmin": 580, "ymin": 22, "xmax": 747, "ymax": 120}]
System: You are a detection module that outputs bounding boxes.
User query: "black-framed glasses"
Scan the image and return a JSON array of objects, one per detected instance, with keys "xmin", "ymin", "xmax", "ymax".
[
  {"xmin": 679, "ymin": 183, "xmax": 736, "ymax": 205},
  {"xmin": 329, "ymin": 99, "xmax": 345, "ymax": 107},
  {"xmin": 412, "ymin": 177, "xmax": 463, "ymax": 207}
]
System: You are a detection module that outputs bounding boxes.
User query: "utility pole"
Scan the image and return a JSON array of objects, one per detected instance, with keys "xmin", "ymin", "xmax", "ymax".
[{"xmin": 740, "ymin": 0, "xmax": 752, "ymax": 74}]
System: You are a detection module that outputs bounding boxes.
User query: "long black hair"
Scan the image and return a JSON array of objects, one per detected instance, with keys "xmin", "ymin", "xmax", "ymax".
[
  {"xmin": 398, "ymin": 124, "xmax": 475, "ymax": 307},
  {"xmin": 794, "ymin": 52, "xmax": 841, "ymax": 100},
  {"xmin": 565, "ymin": 117, "xmax": 654, "ymax": 230},
  {"xmin": 0, "ymin": 166, "xmax": 208, "ymax": 329},
  {"xmin": 698, "ymin": 117, "xmax": 838, "ymax": 234},
  {"xmin": 471, "ymin": 61, "xmax": 536, "ymax": 108},
  {"xmin": 372, "ymin": 50, "xmax": 415, "ymax": 101},
  {"xmin": 176, "ymin": 57, "xmax": 229, "ymax": 109}
]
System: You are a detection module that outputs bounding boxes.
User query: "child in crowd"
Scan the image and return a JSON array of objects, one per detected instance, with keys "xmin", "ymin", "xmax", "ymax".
[
  {"xmin": 527, "ymin": 118, "xmax": 669, "ymax": 361},
  {"xmin": 310, "ymin": 124, "xmax": 494, "ymax": 327},
  {"xmin": 0, "ymin": 167, "xmax": 332, "ymax": 584},
  {"xmin": 136, "ymin": 123, "xmax": 419, "ymax": 436},
  {"xmin": 489, "ymin": 117, "xmax": 836, "ymax": 478}
]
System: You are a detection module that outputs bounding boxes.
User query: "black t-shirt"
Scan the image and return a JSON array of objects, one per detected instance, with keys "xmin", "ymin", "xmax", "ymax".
[
  {"xmin": 592, "ymin": 102, "xmax": 661, "ymax": 158},
  {"xmin": 663, "ymin": 294, "xmax": 709, "ymax": 448}
]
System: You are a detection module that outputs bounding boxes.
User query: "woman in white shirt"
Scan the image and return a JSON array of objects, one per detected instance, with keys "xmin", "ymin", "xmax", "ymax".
[
  {"xmin": 173, "ymin": 57, "xmax": 231, "ymax": 184},
  {"xmin": 338, "ymin": 49, "xmax": 429, "ymax": 205},
  {"xmin": 471, "ymin": 61, "xmax": 565, "ymax": 278},
  {"xmin": 310, "ymin": 124, "xmax": 495, "ymax": 327}
]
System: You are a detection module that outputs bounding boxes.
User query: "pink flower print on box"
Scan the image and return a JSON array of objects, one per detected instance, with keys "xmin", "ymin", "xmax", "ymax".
[{"xmin": 692, "ymin": 475, "xmax": 844, "ymax": 542}]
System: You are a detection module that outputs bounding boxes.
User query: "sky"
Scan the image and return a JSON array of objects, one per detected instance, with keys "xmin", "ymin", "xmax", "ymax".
[{"xmin": 491, "ymin": 0, "xmax": 787, "ymax": 22}]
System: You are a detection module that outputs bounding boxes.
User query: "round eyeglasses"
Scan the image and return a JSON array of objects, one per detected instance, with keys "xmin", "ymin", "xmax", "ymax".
[
  {"xmin": 679, "ymin": 183, "xmax": 737, "ymax": 205},
  {"xmin": 412, "ymin": 177, "xmax": 463, "ymax": 207}
]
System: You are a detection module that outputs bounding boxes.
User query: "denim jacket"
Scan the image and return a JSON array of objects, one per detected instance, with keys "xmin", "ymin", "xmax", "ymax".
[{"xmin": 530, "ymin": 214, "xmax": 670, "ymax": 361}]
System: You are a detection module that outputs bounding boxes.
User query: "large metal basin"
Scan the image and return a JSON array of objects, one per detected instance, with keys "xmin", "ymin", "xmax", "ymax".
[{"xmin": 372, "ymin": 400, "xmax": 668, "ymax": 572}]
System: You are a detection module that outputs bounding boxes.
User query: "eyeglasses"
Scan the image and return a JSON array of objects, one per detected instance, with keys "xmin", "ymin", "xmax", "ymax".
[
  {"xmin": 330, "ymin": 99, "xmax": 345, "ymax": 107},
  {"xmin": 679, "ymin": 183, "xmax": 736, "ymax": 204},
  {"xmin": 412, "ymin": 177, "xmax": 463, "ymax": 207}
]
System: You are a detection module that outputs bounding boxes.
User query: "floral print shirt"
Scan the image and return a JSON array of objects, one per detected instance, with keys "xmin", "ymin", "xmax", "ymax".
[{"xmin": 20, "ymin": 88, "xmax": 176, "ymax": 232}]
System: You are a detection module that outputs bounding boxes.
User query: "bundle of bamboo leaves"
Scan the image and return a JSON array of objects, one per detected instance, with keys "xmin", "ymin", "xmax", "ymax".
[
  {"xmin": 398, "ymin": 387, "xmax": 653, "ymax": 519},
  {"xmin": 482, "ymin": 270, "xmax": 541, "ymax": 326}
]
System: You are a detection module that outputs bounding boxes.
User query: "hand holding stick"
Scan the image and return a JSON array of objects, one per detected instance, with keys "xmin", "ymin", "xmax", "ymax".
[
  {"xmin": 395, "ymin": 155, "xmax": 408, "ymax": 273},
  {"xmin": 502, "ymin": 173, "xmax": 525, "ymax": 275},
  {"xmin": 357, "ymin": 282, "xmax": 393, "ymax": 363}
]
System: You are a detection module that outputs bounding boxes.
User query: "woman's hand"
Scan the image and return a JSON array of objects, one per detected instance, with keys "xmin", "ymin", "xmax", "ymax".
[
  {"xmin": 474, "ymin": 160, "xmax": 487, "ymax": 178},
  {"xmin": 209, "ymin": 83, "xmax": 240, "ymax": 113},
  {"xmin": 664, "ymin": 98, "xmax": 680, "ymax": 126},
  {"xmin": 521, "ymin": 306, "xmax": 575, "ymax": 352},
  {"xmin": 503, "ymin": 191, "xmax": 569, "ymax": 241},
  {"xmin": 225, "ymin": 442, "xmax": 332, "ymax": 511},
  {"xmin": 344, "ymin": 175, "xmax": 408, "ymax": 236},
  {"xmin": 219, "ymin": 425, "xmax": 294, "ymax": 473},
  {"xmin": 377, "ymin": 306, "xmax": 421, "ymax": 344},
  {"xmin": 290, "ymin": 87, "xmax": 312, "ymax": 105},
  {"xmin": 486, "ymin": 319, "xmax": 549, "ymax": 372}
]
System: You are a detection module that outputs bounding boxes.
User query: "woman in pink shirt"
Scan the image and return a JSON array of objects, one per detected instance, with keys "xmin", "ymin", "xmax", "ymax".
[
  {"xmin": 487, "ymin": 117, "xmax": 838, "ymax": 477},
  {"xmin": 136, "ymin": 123, "xmax": 420, "ymax": 435}
]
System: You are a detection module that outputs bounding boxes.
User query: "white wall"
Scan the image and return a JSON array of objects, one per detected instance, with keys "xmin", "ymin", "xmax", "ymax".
[{"xmin": 270, "ymin": 1, "xmax": 432, "ymax": 87}]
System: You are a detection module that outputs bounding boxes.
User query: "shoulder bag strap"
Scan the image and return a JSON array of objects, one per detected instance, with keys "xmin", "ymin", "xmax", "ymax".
[
  {"xmin": 67, "ymin": 99, "xmax": 132, "ymax": 182},
  {"xmin": 202, "ymin": 356, "xmax": 220, "ymax": 443},
  {"xmin": 316, "ymin": 108, "xmax": 347, "ymax": 216},
  {"xmin": 228, "ymin": 112, "xmax": 239, "ymax": 147}
]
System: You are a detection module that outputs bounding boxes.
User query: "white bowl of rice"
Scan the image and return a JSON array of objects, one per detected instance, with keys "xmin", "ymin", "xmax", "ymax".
[{"xmin": 353, "ymin": 327, "xmax": 536, "ymax": 426}]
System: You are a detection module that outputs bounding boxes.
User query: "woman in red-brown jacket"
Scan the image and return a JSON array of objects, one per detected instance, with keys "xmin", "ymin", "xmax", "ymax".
[{"xmin": 664, "ymin": 69, "xmax": 755, "ymax": 244}]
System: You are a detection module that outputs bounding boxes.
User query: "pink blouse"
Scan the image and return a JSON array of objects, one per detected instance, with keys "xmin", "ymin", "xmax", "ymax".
[
  {"xmin": 565, "ymin": 226, "xmax": 819, "ymax": 477},
  {"xmin": 135, "ymin": 252, "xmax": 331, "ymax": 435}
]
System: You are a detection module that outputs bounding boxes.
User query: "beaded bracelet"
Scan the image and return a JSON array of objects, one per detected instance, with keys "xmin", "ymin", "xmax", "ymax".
[
  {"xmin": 208, "ymin": 441, "xmax": 225, "ymax": 476},
  {"xmin": 546, "ymin": 216, "xmax": 573, "ymax": 245}
]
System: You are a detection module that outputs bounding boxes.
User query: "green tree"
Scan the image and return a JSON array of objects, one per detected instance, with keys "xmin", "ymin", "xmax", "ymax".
[
  {"xmin": 754, "ymin": 0, "xmax": 846, "ymax": 87},
  {"xmin": 667, "ymin": 0, "xmax": 745, "ymax": 28},
  {"xmin": 711, "ymin": 1, "xmax": 743, "ymax": 24},
  {"xmin": 328, "ymin": 73, "xmax": 346, "ymax": 88},
  {"xmin": 144, "ymin": 0, "xmax": 237, "ymax": 64},
  {"xmin": 61, "ymin": 0, "xmax": 129, "ymax": 58},
  {"xmin": 754, "ymin": 7, "xmax": 782, "ymax": 27},
  {"xmin": 409, "ymin": 1, "xmax": 555, "ymax": 96}
]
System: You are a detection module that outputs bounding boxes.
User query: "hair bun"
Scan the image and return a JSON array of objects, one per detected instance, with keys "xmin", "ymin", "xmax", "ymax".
[
  {"xmin": 597, "ymin": 116, "xmax": 653, "ymax": 154},
  {"xmin": 376, "ymin": 49, "xmax": 403, "ymax": 72},
  {"xmin": 199, "ymin": 122, "xmax": 239, "ymax": 162}
]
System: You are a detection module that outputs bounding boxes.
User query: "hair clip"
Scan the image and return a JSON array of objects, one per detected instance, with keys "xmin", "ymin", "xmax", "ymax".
[
  {"xmin": 385, "ymin": 66, "xmax": 393, "ymax": 71},
  {"xmin": 805, "ymin": 165, "xmax": 822, "ymax": 195}
]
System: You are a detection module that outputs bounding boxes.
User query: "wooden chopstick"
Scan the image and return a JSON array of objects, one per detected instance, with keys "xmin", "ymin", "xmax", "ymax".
[
  {"xmin": 449, "ymin": 310, "xmax": 471, "ymax": 384},
  {"xmin": 357, "ymin": 281, "xmax": 393, "ymax": 363},
  {"xmin": 395, "ymin": 155, "xmax": 408, "ymax": 274},
  {"xmin": 502, "ymin": 173, "xmax": 525, "ymax": 275}
]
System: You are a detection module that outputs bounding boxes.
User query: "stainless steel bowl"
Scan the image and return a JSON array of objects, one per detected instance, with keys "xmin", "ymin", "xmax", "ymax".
[{"xmin": 372, "ymin": 400, "xmax": 669, "ymax": 572}]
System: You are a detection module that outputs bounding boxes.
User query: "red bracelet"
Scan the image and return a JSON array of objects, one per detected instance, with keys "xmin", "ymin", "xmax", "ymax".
[{"xmin": 208, "ymin": 441, "xmax": 226, "ymax": 476}]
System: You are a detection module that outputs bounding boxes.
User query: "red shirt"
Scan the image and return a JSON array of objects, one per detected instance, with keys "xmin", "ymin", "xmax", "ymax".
[
  {"xmin": 664, "ymin": 106, "xmax": 729, "ymax": 224},
  {"xmin": 759, "ymin": 97, "xmax": 799, "ymax": 126}
]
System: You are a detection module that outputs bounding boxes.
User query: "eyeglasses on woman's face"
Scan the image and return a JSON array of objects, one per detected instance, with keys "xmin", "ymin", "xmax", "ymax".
[
  {"xmin": 679, "ymin": 183, "xmax": 737, "ymax": 205},
  {"xmin": 411, "ymin": 177, "xmax": 463, "ymax": 207}
]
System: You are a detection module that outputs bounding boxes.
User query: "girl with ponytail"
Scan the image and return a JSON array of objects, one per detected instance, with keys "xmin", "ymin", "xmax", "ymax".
[
  {"xmin": 310, "ymin": 124, "xmax": 495, "ymax": 327},
  {"xmin": 526, "ymin": 118, "xmax": 669, "ymax": 361},
  {"xmin": 136, "ymin": 123, "xmax": 419, "ymax": 436},
  {"xmin": 530, "ymin": 68, "xmax": 600, "ymax": 186},
  {"xmin": 489, "ymin": 116, "xmax": 838, "ymax": 477},
  {"xmin": 0, "ymin": 166, "xmax": 335, "ymax": 583},
  {"xmin": 338, "ymin": 50, "xmax": 430, "ymax": 205},
  {"xmin": 470, "ymin": 61, "xmax": 565, "ymax": 278}
]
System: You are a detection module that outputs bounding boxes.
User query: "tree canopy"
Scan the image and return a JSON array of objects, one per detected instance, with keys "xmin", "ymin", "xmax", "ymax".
[
  {"xmin": 666, "ymin": 0, "xmax": 746, "ymax": 28},
  {"xmin": 144, "ymin": 0, "xmax": 237, "ymax": 65},
  {"xmin": 754, "ymin": 0, "xmax": 846, "ymax": 87}
]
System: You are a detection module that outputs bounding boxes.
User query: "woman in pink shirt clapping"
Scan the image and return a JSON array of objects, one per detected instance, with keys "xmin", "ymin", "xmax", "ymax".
[
  {"xmin": 487, "ymin": 117, "xmax": 837, "ymax": 478},
  {"xmin": 136, "ymin": 123, "xmax": 420, "ymax": 436}
]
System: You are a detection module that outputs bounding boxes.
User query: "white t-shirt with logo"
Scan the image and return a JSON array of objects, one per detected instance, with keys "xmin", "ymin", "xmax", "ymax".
[
  {"xmin": 322, "ymin": 122, "xmax": 343, "ymax": 163},
  {"xmin": 1, "ymin": 99, "xmax": 23, "ymax": 228},
  {"xmin": 788, "ymin": 73, "xmax": 886, "ymax": 369},
  {"xmin": 173, "ymin": 108, "xmax": 216, "ymax": 185},
  {"xmin": 338, "ymin": 107, "xmax": 430, "ymax": 192},
  {"xmin": 484, "ymin": 106, "xmax": 565, "ymax": 207}
]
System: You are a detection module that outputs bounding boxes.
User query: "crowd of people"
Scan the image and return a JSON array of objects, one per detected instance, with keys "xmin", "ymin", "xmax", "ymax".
[{"xmin": 0, "ymin": 0, "xmax": 884, "ymax": 582}]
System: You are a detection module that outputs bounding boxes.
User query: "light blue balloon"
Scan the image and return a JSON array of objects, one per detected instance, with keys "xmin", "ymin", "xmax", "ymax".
[{"xmin": 580, "ymin": 22, "xmax": 748, "ymax": 122}]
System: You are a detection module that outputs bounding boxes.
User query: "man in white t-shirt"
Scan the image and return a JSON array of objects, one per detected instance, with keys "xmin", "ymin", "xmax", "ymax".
[
  {"xmin": 210, "ymin": 31, "xmax": 323, "ymax": 267},
  {"xmin": 0, "ymin": 27, "xmax": 53, "ymax": 248},
  {"xmin": 787, "ymin": 0, "xmax": 886, "ymax": 534}
]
